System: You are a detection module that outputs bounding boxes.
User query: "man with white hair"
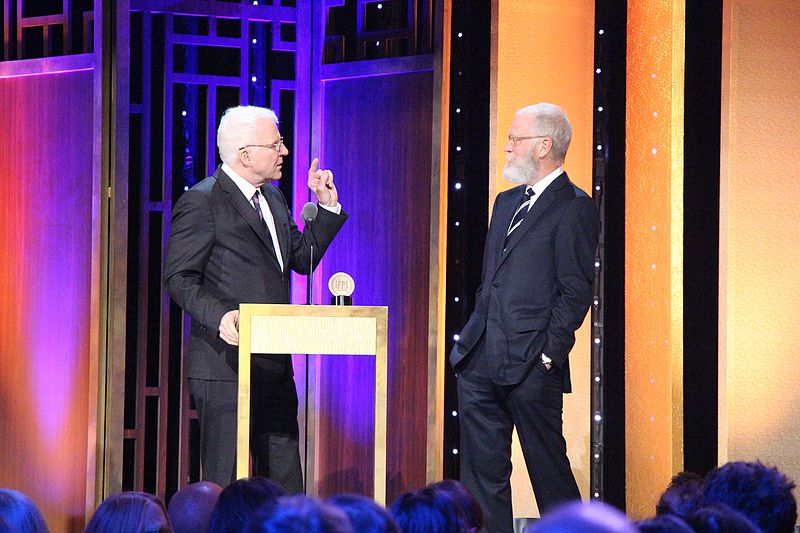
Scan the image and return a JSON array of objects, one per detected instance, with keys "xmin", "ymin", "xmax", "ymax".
[
  {"xmin": 450, "ymin": 103, "xmax": 599, "ymax": 532},
  {"xmin": 165, "ymin": 105, "xmax": 347, "ymax": 490}
]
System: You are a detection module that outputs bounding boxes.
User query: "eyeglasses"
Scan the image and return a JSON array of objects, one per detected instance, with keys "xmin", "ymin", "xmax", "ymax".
[
  {"xmin": 239, "ymin": 137, "xmax": 284, "ymax": 152},
  {"xmin": 507, "ymin": 135, "xmax": 547, "ymax": 147}
]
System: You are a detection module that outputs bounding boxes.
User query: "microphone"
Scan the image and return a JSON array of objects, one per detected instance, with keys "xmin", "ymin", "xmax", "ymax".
[
  {"xmin": 301, "ymin": 202, "xmax": 318, "ymax": 305},
  {"xmin": 301, "ymin": 202, "xmax": 318, "ymax": 224}
]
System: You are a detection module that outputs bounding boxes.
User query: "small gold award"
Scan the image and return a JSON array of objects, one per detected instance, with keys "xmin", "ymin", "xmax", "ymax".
[{"xmin": 328, "ymin": 272, "xmax": 355, "ymax": 305}]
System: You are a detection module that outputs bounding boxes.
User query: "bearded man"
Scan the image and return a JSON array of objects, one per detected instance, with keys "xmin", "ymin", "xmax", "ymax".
[{"xmin": 449, "ymin": 103, "xmax": 600, "ymax": 532}]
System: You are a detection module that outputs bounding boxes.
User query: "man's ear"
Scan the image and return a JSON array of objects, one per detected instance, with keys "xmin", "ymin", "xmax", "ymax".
[
  {"xmin": 238, "ymin": 148, "xmax": 250, "ymax": 167},
  {"xmin": 538, "ymin": 137, "xmax": 553, "ymax": 158}
]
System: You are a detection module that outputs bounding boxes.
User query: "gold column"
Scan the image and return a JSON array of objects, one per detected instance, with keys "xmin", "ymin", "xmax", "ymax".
[{"xmin": 624, "ymin": 0, "xmax": 685, "ymax": 518}]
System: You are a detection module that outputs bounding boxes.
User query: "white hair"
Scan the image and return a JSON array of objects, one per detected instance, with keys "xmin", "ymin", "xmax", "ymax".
[
  {"xmin": 216, "ymin": 106, "xmax": 279, "ymax": 165},
  {"xmin": 517, "ymin": 103, "xmax": 572, "ymax": 162}
]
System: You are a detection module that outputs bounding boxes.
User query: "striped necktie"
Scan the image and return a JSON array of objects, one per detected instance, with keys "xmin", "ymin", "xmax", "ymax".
[{"xmin": 506, "ymin": 186, "xmax": 534, "ymax": 241}]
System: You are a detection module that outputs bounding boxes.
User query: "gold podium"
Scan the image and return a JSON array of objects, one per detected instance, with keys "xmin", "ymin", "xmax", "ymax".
[{"xmin": 236, "ymin": 304, "xmax": 389, "ymax": 504}]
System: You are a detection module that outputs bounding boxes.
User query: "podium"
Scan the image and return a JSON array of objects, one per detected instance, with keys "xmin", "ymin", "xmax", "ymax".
[{"xmin": 236, "ymin": 304, "xmax": 389, "ymax": 504}]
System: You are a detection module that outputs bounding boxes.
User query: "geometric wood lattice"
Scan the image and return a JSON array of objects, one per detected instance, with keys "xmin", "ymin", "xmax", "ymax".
[{"xmin": 1, "ymin": 0, "xmax": 94, "ymax": 60}]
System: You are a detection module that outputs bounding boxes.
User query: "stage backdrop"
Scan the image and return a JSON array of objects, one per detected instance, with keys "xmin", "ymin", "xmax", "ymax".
[
  {"xmin": 491, "ymin": 0, "xmax": 596, "ymax": 518},
  {"xmin": 719, "ymin": 0, "xmax": 800, "ymax": 494}
]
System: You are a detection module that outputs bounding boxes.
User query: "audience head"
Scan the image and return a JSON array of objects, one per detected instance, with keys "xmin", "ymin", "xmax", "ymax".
[
  {"xmin": 637, "ymin": 513, "xmax": 695, "ymax": 533},
  {"xmin": 685, "ymin": 503, "xmax": 761, "ymax": 533},
  {"xmin": 167, "ymin": 481, "xmax": 222, "ymax": 533},
  {"xmin": 327, "ymin": 494, "xmax": 398, "ymax": 533},
  {"xmin": 656, "ymin": 470, "xmax": 705, "ymax": 518},
  {"xmin": 0, "ymin": 489, "xmax": 49, "ymax": 533},
  {"xmin": 247, "ymin": 495, "xmax": 352, "ymax": 533},
  {"xmin": 703, "ymin": 461, "xmax": 797, "ymax": 533},
  {"xmin": 525, "ymin": 501, "xmax": 636, "ymax": 533},
  {"xmin": 390, "ymin": 487, "xmax": 464, "ymax": 533},
  {"xmin": 84, "ymin": 491, "xmax": 170, "ymax": 533},
  {"xmin": 208, "ymin": 477, "xmax": 284, "ymax": 533},
  {"xmin": 427, "ymin": 480, "xmax": 483, "ymax": 532}
]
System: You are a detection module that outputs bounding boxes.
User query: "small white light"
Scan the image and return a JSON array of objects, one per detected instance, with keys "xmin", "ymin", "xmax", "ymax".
[
  {"xmin": 594, "ymin": 414, "xmax": 602, "ymax": 422},
  {"xmin": 594, "ymin": 300, "xmax": 599, "ymax": 305},
  {"xmin": 653, "ymin": 111, "xmax": 658, "ymax": 117},
  {"xmin": 596, "ymin": 144, "xmax": 602, "ymax": 151},
  {"xmin": 594, "ymin": 493, "xmax": 600, "ymax": 498},
  {"xmin": 651, "ymin": 263, "xmax": 657, "ymax": 269},
  {"xmin": 595, "ymin": 376, "xmax": 601, "ymax": 382},
  {"xmin": 594, "ymin": 453, "xmax": 600, "ymax": 459},
  {"xmin": 252, "ymin": 38, "xmax": 257, "ymax": 44},
  {"xmin": 597, "ymin": 106, "xmax": 604, "ymax": 112},
  {"xmin": 183, "ymin": 186, "xmax": 189, "ymax": 191},
  {"xmin": 456, "ymin": 108, "xmax": 461, "ymax": 113},
  {"xmin": 651, "ymin": 73, "xmax": 657, "ymax": 78},
  {"xmin": 253, "ymin": 0, "xmax": 258, "ymax": 4},
  {"xmin": 251, "ymin": 76, "xmax": 257, "ymax": 82},
  {"xmin": 452, "ymin": 410, "xmax": 458, "ymax": 417},
  {"xmin": 455, "ymin": 182, "xmax": 462, "ymax": 190},
  {"xmin": 596, "ymin": 68, "xmax": 602, "ymax": 74},
  {"xmin": 452, "ymin": 448, "xmax": 459, "ymax": 455},
  {"xmin": 650, "ymin": 416, "xmax": 655, "ymax": 422},
  {"xmin": 598, "ymin": 29, "xmax": 604, "ymax": 35},
  {"xmin": 458, "ymin": 32, "xmax": 463, "ymax": 38},
  {"xmin": 376, "ymin": 41, "xmax": 380, "ymax": 46},
  {"xmin": 455, "ymin": 221, "xmax": 460, "ymax": 226},
  {"xmin": 594, "ymin": 261, "xmax": 600, "ymax": 267},
  {"xmin": 456, "ymin": 146, "xmax": 461, "ymax": 151},
  {"xmin": 651, "ymin": 147, "xmax": 657, "ymax": 155},
  {"xmin": 651, "ymin": 225, "xmax": 657, "ymax": 231},
  {"xmin": 453, "ymin": 334, "xmax": 460, "ymax": 341},
  {"xmin": 594, "ymin": 338, "xmax": 600, "ymax": 344},
  {"xmin": 181, "ymin": 110, "xmax": 187, "ymax": 117},
  {"xmin": 454, "ymin": 297, "xmax": 460, "ymax": 302},
  {"xmin": 377, "ymin": 3, "xmax": 383, "ymax": 8},
  {"xmin": 595, "ymin": 185, "xmax": 600, "ymax": 191}
]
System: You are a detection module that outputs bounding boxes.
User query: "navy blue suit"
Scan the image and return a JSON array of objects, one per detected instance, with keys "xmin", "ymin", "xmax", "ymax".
[{"xmin": 451, "ymin": 172, "xmax": 599, "ymax": 532}]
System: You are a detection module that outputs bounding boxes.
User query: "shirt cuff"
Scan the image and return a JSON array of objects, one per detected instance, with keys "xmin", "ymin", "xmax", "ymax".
[{"xmin": 319, "ymin": 202, "xmax": 342, "ymax": 215}]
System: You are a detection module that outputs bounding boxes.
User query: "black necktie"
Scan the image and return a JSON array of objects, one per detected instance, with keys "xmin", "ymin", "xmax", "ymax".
[{"xmin": 506, "ymin": 187, "xmax": 534, "ymax": 244}]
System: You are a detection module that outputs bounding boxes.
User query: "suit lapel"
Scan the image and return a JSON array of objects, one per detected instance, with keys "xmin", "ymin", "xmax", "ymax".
[
  {"xmin": 497, "ymin": 173, "xmax": 569, "ymax": 268},
  {"xmin": 215, "ymin": 168, "xmax": 278, "ymax": 259},
  {"xmin": 490, "ymin": 185, "xmax": 526, "ymax": 263}
]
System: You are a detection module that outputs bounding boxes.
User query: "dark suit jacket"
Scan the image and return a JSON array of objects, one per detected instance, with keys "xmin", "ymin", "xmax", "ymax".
[
  {"xmin": 450, "ymin": 172, "xmax": 599, "ymax": 391},
  {"xmin": 164, "ymin": 166, "xmax": 348, "ymax": 382}
]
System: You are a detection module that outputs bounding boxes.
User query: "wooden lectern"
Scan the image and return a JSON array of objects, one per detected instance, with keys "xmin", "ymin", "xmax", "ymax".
[{"xmin": 236, "ymin": 304, "xmax": 389, "ymax": 504}]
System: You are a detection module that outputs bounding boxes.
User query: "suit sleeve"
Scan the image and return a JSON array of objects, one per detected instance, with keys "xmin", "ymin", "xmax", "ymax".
[
  {"xmin": 163, "ymin": 190, "xmax": 230, "ymax": 332},
  {"xmin": 545, "ymin": 196, "xmax": 600, "ymax": 369}
]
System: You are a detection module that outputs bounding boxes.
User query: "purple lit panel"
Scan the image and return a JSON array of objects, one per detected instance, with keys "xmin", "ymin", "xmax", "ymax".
[{"xmin": 311, "ymin": 69, "xmax": 434, "ymax": 499}]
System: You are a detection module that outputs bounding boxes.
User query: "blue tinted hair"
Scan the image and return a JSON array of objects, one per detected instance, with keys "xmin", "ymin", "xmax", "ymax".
[
  {"xmin": 247, "ymin": 495, "xmax": 352, "ymax": 533},
  {"xmin": 208, "ymin": 477, "xmax": 284, "ymax": 533},
  {"xmin": 327, "ymin": 494, "xmax": 398, "ymax": 533},
  {"xmin": 0, "ymin": 489, "xmax": 49, "ymax": 533},
  {"xmin": 703, "ymin": 461, "xmax": 797, "ymax": 533},
  {"xmin": 390, "ymin": 488, "xmax": 464, "ymax": 533}
]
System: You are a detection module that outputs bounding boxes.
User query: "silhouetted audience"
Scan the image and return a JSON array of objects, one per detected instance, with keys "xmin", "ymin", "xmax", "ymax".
[
  {"xmin": 703, "ymin": 461, "xmax": 797, "ymax": 533},
  {"xmin": 0, "ymin": 489, "xmax": 49, "ymax": 533},
  {"xmin": 637, "ymin": 513, "xmax": 695, "ymax": 533},
  {"xmin": 525, "ymin": 501, "xmax": 637, "ymax": 533},
  {"xmin": 656, "ymin": 471, "xmax": 705, "ymax": 519},
  {"xmin": 247, "ymin": 495, "xmax": 352, "ymax": 533},
  {"xmin": 685, "ymin": 502, "xmax": 761, "ymax": 533},
  {"xmin": 390, "ymin": 487, "xmax": 465, "ymax": 533},
  {"xmin": 167, "ymin": 481, "xmax": 222, "ymax": 533},
  {"xmin": 84, "ymin": 491, "xmax": 171, "ymax": 533},
  {"xmin": 208, "ymin": 477, "xmax": 284, "ymax": 533},
  {"xmin": 327, "ymin": 494, "xmax": 399, "ymax": 533},
  {"xmin": 428, "ymin": 479, "xmax": 483, "ymax": 532}
]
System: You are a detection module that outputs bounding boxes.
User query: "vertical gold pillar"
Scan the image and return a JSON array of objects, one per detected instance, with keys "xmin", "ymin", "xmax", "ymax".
[
  {"xmin": 719, "ymin": 1, "xmax": 800, "ymax": 491},
  {"xmin": 625, "ymin": 0, "xmax": 685, "ymax": 519},
  {"xmin": 492, "ymin": 0, "xmax": 595, "ymax": 517}
]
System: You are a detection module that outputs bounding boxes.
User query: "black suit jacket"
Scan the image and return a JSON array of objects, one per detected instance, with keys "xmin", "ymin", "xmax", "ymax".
[
  {"xmin": 164, "ymin": 166, "xmax": 348, "ymax": 382},
  {"xmin": 450, "ymin": 172, "xmax": 599, "ymax": 391}
]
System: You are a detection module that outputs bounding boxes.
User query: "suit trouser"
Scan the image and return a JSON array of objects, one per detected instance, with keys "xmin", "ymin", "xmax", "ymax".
[
  {"xmin": 188, "ymin": 376, "xmax": 303, "ymax": 493},
  {"xmin": 456, "ymin": 341, "xmax": 580, "ymax": 533}
]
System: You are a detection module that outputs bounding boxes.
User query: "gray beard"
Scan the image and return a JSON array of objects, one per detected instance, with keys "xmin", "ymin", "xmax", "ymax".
[{"xmin": 503, "ymin": 157, "xmax": 537, "ymax": 184}]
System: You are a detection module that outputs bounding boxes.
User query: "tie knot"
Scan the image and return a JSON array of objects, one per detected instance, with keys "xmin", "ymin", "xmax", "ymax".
[{"xmin": 524, "ymin": 186, "xmax": 533, "ymax": 198}]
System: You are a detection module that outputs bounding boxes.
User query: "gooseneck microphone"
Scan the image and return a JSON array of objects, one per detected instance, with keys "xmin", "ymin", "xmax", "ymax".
[{"xmin": 301, "ymin": 202, "xmax": 318, "ymax": 304}]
